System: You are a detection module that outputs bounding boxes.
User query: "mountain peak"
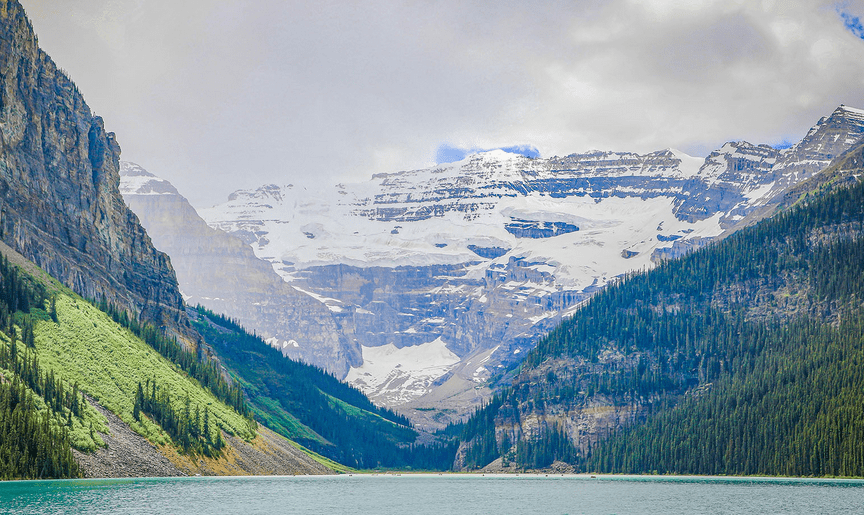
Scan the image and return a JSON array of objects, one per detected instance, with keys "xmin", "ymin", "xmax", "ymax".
[
  {"xmin": 835, "ymin": 104, "xmax": 864, "ymax": 117},
  {"xmin": 119, "ymin": 161, "xmax": 180, "ymax": 196},
  {"xmin": 475, "ymin": 148, "xmax": 526, "ymax": 159},
  {"xmin": 780, "ymin": 104, "xmax": 864, "ymax": 160},
  {"xmin": 119, "ymin": 161, "xmax": 155, "ymax": 177}
]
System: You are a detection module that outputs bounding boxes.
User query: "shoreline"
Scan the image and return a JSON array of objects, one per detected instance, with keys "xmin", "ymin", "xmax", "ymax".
[{"xmin": 5, "ymin": 472, "xmax": 864, "ymax": 483}]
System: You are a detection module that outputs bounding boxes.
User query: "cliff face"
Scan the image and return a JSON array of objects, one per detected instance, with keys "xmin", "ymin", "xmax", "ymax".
[
  {"xmin": 452, "ymin": 143, "xmax": 864, "ymax": 471},
  {"xmin": 119, "ymin": 163, "xmax": 357, "ymax": 376},
  {"xmin": 198, "ymin": 105, "xmax": 864, "ymax": 426},
  {"xmin": 0, "ymin": 0, "xmax": 187, "ymax": 333}
]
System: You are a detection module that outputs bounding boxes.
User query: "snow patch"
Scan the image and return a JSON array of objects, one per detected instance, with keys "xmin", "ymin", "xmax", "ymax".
[
  {"xmin": 345, "ymin": 337, "xmax": 461, "ymax": 405},
  {"xmin": 745, "ymin": 181, "xmax": 776, "ymax": 201},
  {"xmin": 265, "ymin": 337, "xmax": 300, "ymax": 350}
]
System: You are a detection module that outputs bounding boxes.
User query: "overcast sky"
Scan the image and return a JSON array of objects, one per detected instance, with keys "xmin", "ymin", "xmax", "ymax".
[{"xmin": 21, "ymin": 0, "xmax": 864, "ymax": 208}]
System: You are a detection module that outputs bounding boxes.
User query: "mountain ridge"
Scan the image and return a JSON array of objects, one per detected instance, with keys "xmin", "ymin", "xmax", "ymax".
[
  {"xmin": 189, "ymin": 103, "xmax": 864, "ymax": 427},
  {"xmin": 0, "ymin": 238, "xmax": 333, "ymax": 478},
  {"xmin": 0, "ymin": 0, "xmax": 411, "ymax": 478},
  {"xmin": 119, "ymin": 161, "xmax": 359, "ymax": 376},
  {"xmin": 0, "ymin": 0, "xmax": 189, "ymax": 340},
  {"xmin": 452, "ymin": 141, "xmax": 864, "ymax": 473}
]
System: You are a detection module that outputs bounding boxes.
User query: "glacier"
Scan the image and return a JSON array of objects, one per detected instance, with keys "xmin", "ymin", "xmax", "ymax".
[{"xmin": 138, "ymin": 105, "xmax": 864, "ymax": 428}]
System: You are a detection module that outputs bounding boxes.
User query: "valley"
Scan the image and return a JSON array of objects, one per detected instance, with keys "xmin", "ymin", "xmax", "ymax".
[
  {"xmin": 125, "ymin": 105, "xmax": 864, "ymax": 428},
  {"xmin": 3, "ymin": 0, "xmax": 864, "ymax": 483}
]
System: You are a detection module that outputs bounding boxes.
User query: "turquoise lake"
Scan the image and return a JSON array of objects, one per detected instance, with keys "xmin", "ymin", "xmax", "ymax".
[{"xmin": 2, "ymin": 474, "xmax": 864, "ymax": 514}]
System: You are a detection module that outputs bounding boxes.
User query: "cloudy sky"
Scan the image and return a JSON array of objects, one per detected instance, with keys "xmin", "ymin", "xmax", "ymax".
[{"xmin": 21, "ymin": 0, "xmax": 864, "ymax": 208}]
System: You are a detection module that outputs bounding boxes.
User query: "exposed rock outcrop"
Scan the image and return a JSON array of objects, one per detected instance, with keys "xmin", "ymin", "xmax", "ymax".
[
  {"xmin": 0, "ymin": 0, "xmax": 188, "ymax": 335},
  {"xmin": 73, "ymin": 397, "xmax": 185, "ymax": 478},
  {"xmin": 74, "ymin": 396, "xmax": 332, "ymax": 478},
  {"xmin": 120, "ymin": 163, "xmax": 358, "ymax": 376},
  {"xmin": 196, "ymin": 106, "xmax": 864, "ymax": 426}
]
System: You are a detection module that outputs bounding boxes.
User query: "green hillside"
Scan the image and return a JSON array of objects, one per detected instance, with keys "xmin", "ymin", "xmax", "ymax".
[
  {"xmin": 0, "ymin": 251, "xmax": 259, "ymax": 479},
  {"xmin": 455, "ymin": 149, "xmax": 864, "ymax": 475},
  {"xmin": 0, "ymin": 241, "xmax": 457, "ymax": 478},
  {"xmin": 589, "ymin": 316, "xmax": 864, "ymax": 476},
  {"xmin": 0, "ymin": 255, "xmax": 88, "ymax": 479},
  {"xmin": 192, "ymin": 307, "xmax": 456, "ymax": 470},
  {"xmin": 36, "ymin": 294, "xmax": 255, "ymax": 446}
]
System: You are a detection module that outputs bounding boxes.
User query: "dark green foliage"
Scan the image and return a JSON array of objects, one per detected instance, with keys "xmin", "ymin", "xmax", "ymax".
[
  {"xmin": 459, "ymin": 395, "xmax": 579, "ymax": 470},
  {"xmin": 588, "ymin": 316, "xmax": 864, "ymax": 476},
  {"xmin": 456, "ymin": 176, "xmax": 864, "ymax": 475},
  {"xmin": 811, "ymin": 234, "xmax": 864, "ymax": 302},
  {"xmin": 403, "ymin": 440, "xmax": 460, "ymax": 471},
  {"xmin": 528, "ymin": 176, "xmax": 864, "ymax": 366},
  {"xmin": 192, "ymin": 307, "xmax": 456, "ymax": 470},
  {"xmin": 0, "ymin": 377, "xmax": 79, "ymax": 480},
  {"xmin": 514, "ymin": 425, "xmax": 578, "ymax": 469},
  {"xmin": 134, "ymin": 379, "xmax": 224, "ymax": 457},
  {"xmin": 460, "ymin": 396, "xmax": 504, "ymax": 469},
  {"xmin": 0, "ymin": 340, "xmax": 86, "ymax": 422},
  {"xmin": 0, "ymin": 256, "xmax": 79, "ymax": 479},
  {"xmin": 0, "ymin": 255, "xmax": 46, "ymax": 320},
  {"xmin": 94, "ymin": 297, "xmax": 253, "ymax": 422},
  {"xmin": 195, "ymin": 309, "xmax": 410, "ymax": 428}
]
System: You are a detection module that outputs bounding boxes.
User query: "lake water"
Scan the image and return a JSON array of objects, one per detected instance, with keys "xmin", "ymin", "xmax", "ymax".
[{"xmin": 2, "ymin": 474, "xmax": 863, "ymax": 514}]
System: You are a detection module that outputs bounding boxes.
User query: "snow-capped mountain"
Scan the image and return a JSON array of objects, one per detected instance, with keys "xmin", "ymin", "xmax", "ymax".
[
  {"xmin": 195, "ymin": 106, "xmax": 864, "ymax": 427},
  {"xmin": 119, "ymin": 162, "xmax": 358, "ymax": 376}
]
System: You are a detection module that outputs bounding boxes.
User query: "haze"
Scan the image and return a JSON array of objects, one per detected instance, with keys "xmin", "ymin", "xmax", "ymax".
[{"xmin": 21, "ymin": 0, "xmax": 864, "ymax": 208}]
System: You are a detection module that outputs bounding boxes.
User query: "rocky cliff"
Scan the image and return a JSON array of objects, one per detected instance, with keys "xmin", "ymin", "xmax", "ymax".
[
  {"xmin": 197, "ymin": 105, "xmax": 864, "ymax": 427},
  {"xmin": 0, "ymin": 0, "xmax": 187, "ymax": 334},
  {"xmin": 452, "ymin": 142, "xmax": 864, "ymax": 471},
  {"xmin": 119, "ymin": 162, "xmax": 357, "ymax": 376}
]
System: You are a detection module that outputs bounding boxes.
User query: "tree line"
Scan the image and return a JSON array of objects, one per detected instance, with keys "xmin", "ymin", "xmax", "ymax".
[
  {"xmin": 0, "ymin": 255, "xmax": 80, "ymax": 479},
  {"xmin": 134, "ymin": 379, "xmax": 225, "ymax": 457},
  {"xmin": 454, "ymin": 172, "xmax": 864, "ymax": 474},
  {"xmin": 193, "ymin": 306, "xmax": 457, "ymax": 470},
  {"xmin": 94, "ymin": 297, "xmax": 254, "ymax": 423}
]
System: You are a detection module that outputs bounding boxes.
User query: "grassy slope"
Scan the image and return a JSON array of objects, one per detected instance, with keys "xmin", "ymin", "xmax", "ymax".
[
  {"xmin": 33, "ymin": 293, "xmax": 256, "ymax": 446},
  {"xmin": 0, "ymin": 331, "xmax": 106, "ymax": 453},
  {"xmin": 285, "ymin": 440, "xmax": 356, "ymax": 474},
  {"xmin": 193, "ymin": 310, "xmax": 425, "ymax": 469},
  {"xmin": 230, "ymin": 372, "xmax": 325, "ymax": 444},
  {"xmin": 0, "ymin": 243, "xmax": 256, "ymax": 452},
  {"xmin": 324, "ymin": 394, "xmax": 415, "ymax": 442}
]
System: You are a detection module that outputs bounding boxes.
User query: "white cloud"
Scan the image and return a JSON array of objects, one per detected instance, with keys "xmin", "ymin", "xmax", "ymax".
[{"xmin": 21, "ymin": 0, "xmax": 864, "ymax": 207}]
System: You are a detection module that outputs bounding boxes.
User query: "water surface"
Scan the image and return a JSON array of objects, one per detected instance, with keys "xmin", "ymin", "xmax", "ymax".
[{"xmin": 2, "ymin": 474, "xmax": 863, "ymax": 514}]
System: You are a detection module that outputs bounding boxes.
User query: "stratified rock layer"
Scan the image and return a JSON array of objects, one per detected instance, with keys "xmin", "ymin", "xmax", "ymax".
[
  {"xmin": 120, "ymin": 163, "xmax": 357, "ymax": 376},
  {"xmin": 197, "ymin": 105, "xmax": 864, "ymax": 426},
  {"xmin": 0, "ymin": 0, "xmax": 187, "ymax": 332}
]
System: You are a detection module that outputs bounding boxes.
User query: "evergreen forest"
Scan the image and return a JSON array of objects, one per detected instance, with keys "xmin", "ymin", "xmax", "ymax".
[
  {"xmin": 0, "ymin": 256, "xmax": 80, "ymax": 479},
  {"xmin": 455, "ymin": 171, "xmax": 864, "ymax": 475},
  {"xmin": 192, "ymin": 307, "xmax": 457, "ymax": 470}
]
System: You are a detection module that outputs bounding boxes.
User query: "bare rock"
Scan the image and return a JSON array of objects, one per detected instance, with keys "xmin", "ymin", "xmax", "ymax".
[
  {"xmin": 73, "ymin": 398, "xmax": 184, "ymax": 478},
  {"xmin": 0, "ymin": 0, "xmax": 190, "ymax": 338}
]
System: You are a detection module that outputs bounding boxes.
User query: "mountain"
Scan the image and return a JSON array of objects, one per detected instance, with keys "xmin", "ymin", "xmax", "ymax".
[
  {"xmin": 198, "ymin": 105, "xmax": 864, "ymax": 427},
  {"xmin": 0, "ymin": 0, "xmax": 437, "ymax": 479},
  {"xmin": 452, "ymin": 142, "xmax": 864, "ymax": 474},
  {"xmin": 0, "ymin": 2, "xmax": 188, "ymax": 339},
  {"xmin": 0, "ymin": 239, "xmax": 332, "ymax": 478},
  {"xmin": 119, "ymin": 162, "xmax": 358, "ymax": 376},
  {"xmin": 190, "ymin": 305, "xmax": 454, "ymax": 470},
  {"xmin": 0, "ymin": 0, "xmax": 342, "ymax": 478},
  {"xmin": 116, "ymin": 163, "xmax": 459, "ymax": 469}
]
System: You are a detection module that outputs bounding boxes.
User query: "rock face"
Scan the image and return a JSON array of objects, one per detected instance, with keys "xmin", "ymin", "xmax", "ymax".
[
  {"xmin": 119, "ymin": 163, "xmax": 357, "ymax": 376},
  {"xmin": 72, "ymin": 396, "xmax": 185, "ymax": 478},
  {"xmin": 195, "ymin": 105, "xmax": 864, "ymax": 427},
  {"xmin": 0, "ymin": 0, "xmax": 187, "ymax": 333},
  {"xmin": 453, "ymin": 143, "xmax": 864, "ymax": 470}
]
